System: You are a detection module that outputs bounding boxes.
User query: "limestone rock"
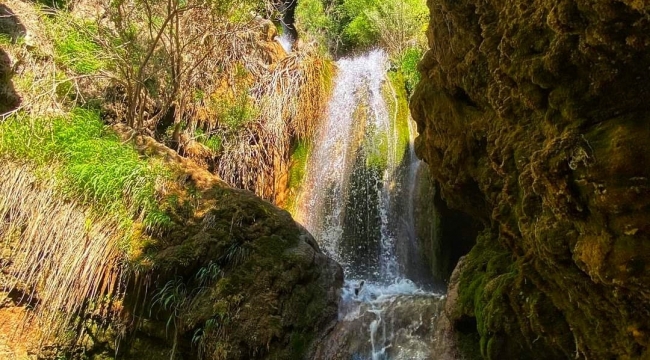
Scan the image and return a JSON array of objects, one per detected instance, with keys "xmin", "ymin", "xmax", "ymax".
[{"xmin": 411, "ymin": 0, "xmax": 650, "ymax": 358}]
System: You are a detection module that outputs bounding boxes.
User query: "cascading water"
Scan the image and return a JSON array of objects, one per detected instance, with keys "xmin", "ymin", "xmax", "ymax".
[
  {"xmin": 277, "ymin": 22, "xmax": 294, "ymax": 53},
  {"xmin": 295, "ymin": 50, "xmax": 445, "ymax": 359}
]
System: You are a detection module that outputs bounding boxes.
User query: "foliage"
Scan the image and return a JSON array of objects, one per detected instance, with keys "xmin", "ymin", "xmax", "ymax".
[
  {"xmin": 36, "ymin": 0, "xmax": 69, "ymax": 10},
  {"xmin": 0, "ymin": 108, "xmax": 172, "ymax": 232},
  {"xmin": 48, "ymin": 16, "xmax": 103, "ymax": 75},
  {"xmin": 212, "ymin": 86, "xmax": 258, "ymax": 131},
  {"xmin": 395, "ymin": 46, "xmax": 423, "ymax": 95},
  {"xmin": 0, "ymin": 33, "xmax": 14, "ymax": 46},
  {"xmin": 92, "ymin": 0, "xmax": 270, "ymax": 129},
  {"xmin": 296, "ymin": 0, "xmax": 427, "ymax": 56},
  {"xmin": 216, "ymin": 54, "xmax": 334, "ymax": 202},
  {"xmin": 286, "ymin": 140, "xmax": 311, "ymax": 212},
  {"xmin": 194, "ymin": 128, "xmax": 223, "ymax": 153},
  {"xmin": 151, "ymin": 261, "xmax": 224, "ymax": 359},
  {"xmin": 292, "ymin": 0, "xmax": 333, "ymax": 53},
  {"xmin": 365, "ymin": 0, "xmax": 428, "ymax": 55}
]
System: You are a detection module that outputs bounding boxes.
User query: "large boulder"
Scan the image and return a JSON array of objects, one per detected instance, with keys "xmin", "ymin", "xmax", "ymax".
[{"xmin": 411, "ymin": 0, "xmax": 650, "ymax": 358}]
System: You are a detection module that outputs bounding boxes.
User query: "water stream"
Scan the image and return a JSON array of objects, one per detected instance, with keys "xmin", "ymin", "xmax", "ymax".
[
  {"xmin": 295, "ymin": 50, "xmax": 445, "ymax": 359},
  {"xmin": 277, "ymin": 23, "xmax": 294, "ymax": 53}
]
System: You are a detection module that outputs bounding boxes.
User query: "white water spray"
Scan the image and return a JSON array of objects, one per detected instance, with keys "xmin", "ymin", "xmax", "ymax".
[
  {"xmin": 295, "ymin": 50, "xmax": 396, "ymax": 280},
  {"xmin": 296, "ymin": 50, "xmax": 443, "ymax": 359},
  {"xmin": 277, "ymin": 23, "xmax": 294, "ymax": 53}
]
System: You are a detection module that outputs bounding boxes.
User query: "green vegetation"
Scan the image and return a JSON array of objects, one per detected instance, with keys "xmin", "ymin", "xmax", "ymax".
[
  {"xmin": 286, "ymin": 140, "xmax": 311, "ymax": 211},
  {"xmin": 390, "ymin": 70, "xmax": 412, "ymax": 160},
  {"xmin": 0, "ymin": 33, "xmax": 15, "ymax": 46},
  {"xmin": 48, "ymin": 17, "xmax": 103, "ymax": 75},
  {"xmin": 0, "ymin": 0, "xmax": 341, "ymax": 357},
  {"xmin": 397, "ymin": 47, "xmax": 423, "ymax": 95},
  {"xmin": 213, "ymin": 88, "xmax": 258, "ymax": 131},
  {"xmin": 0, "ymin": 108, "xmax": 173, "ymax": 244},
  {"xmin": 295, "ymin": 0, "xmax": 427, "ymax": 56},
  {"xmin": 196, "ymin": 130, "xmax": 223, "ymax": 153}
]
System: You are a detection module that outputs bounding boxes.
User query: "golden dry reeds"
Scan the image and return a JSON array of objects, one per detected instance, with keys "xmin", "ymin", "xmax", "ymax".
[
  {"xmin": 214, "ymin": 48, "xmax": 335, "ymax": 202},
  {"xmin": 0, "ymin": 163, "xmax": 125, "ymax": 339}
]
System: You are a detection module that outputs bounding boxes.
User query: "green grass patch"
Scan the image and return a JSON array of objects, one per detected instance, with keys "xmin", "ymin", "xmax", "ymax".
[
  {"xmin": 0, "ymin": 33, "xmax": 13, "ymax": 46},
  {"xmin": 0, "ymin": 108, "xmax": 173, "ymax": 254},
  {"xmin": 195, "ymin": 128, "xmax": 223, "ymax": 153},
  {"xmin": 47, "ymin": 15, "xmax": 104, "ymax": 75}
]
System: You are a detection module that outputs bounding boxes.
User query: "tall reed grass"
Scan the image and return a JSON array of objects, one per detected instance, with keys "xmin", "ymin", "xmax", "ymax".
[{"xmin": 0, "ymin": 108, "xmax": 172, "ymax": 337}]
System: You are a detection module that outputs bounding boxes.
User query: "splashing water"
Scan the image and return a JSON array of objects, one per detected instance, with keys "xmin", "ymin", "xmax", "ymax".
[
  {"xmin": 277, "ymin": 23, "xmax": 294, "ymax": 53},
  {"xmin": 295, "ymin": 50, "xmax": 445, "ymax": 359},
  {"xmin": 337, "ymin": 279, "xmax": 444, "ymax": 360}
]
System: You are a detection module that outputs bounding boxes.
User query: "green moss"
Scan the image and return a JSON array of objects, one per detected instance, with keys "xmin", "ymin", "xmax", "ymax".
[
  {"xmin": 289, "ymin": 333, "xmax": 312, "ymax": 359},
  {"xmin": 454, "ymin": 231, "xmax": 519, "ymax": 358},
  {"xmin": 288, "ymin": 140, "xmax": 310, "ymax": 190},
  {"xmin": 286, "ymin": 140, "xmax": 311, "ymax": 212},
  {"xmin": 365, "ymin": 124, "xmax": 389, "ymax": 168},
  {"xmin": 385, "ymin": 70, "xmax": 412, "ymax": 166}
]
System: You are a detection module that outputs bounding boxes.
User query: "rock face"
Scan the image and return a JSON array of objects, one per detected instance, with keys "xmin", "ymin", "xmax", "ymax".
[
  {"xmin": 122, "ymin": 186, "xmax": 343, "ymax": 360},
  {"xmin": 411, "ymin": 0, "xmax": 650, "ymax": 358}
]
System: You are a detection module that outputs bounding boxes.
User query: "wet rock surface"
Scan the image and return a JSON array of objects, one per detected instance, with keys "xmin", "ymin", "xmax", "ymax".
[
  {"xmin": 314, "ymin": 282, "xmax": 445, "ymax": 360},
  {"xmin": 411, "ymin": 0, "xmax": 650, "ymax": 358}
]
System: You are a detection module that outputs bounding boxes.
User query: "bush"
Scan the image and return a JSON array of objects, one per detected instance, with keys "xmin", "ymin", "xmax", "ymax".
[
  {"xmin": 296, "ymin": 0, "xmax": 427, "ymax": 56},
  {"xmin": 295, "ymin": 0, "xmax": 338, "ymax": 54},
  {"xmin": 397, "ymin": 47, "xmax": 423, "ymax": 95}
]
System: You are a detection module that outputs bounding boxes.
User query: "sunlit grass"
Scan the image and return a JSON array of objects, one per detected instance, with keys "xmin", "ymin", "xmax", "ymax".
[
  {"xmin": 0, "ymin": 108, "xmax": 173, "ymax": 235},
  {"xmin": 47, "ymin": 15, "xmax": 104, "ymax": 74}
]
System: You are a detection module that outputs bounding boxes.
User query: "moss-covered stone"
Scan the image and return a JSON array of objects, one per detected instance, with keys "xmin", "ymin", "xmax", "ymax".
[
  {"xmin": 118, "ymin": 136, "xmax": 344, "ymax": 360},
  {"xmin": 411, "ymin": 0, "xmax": 650, "ymax": 358}
]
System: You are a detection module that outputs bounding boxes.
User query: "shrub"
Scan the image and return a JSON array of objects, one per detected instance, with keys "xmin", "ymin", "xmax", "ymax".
[
  {"xmin": 296, "ymin": 0, "xmax": 427, "ymax": 56},
  {"xmin": 397, "ymin": 47, "xmax": 423, "ymax": 95}
]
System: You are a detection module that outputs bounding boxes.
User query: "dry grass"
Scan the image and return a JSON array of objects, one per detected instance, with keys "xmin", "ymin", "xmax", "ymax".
[
  {"xmin": 134, "ymin": 9, "xmax": 335, "ymax": 203},
  {"xmin": 0, "ymin": 163, "xmax": 125, "ymax": 339},
  {"xmin": 215, "ymin": 49, "xmax": 335, "ymax": 202}
]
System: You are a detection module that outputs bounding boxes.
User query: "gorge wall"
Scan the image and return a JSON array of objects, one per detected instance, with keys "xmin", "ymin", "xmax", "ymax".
[{"xmin": 411, "ymin": 0, "xmax": 650, "ymax": 358}]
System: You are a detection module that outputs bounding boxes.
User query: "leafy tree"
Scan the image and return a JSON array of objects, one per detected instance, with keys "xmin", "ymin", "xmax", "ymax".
[
  {"xmin": 296, "ymin": 0, "xmax": 427, "ymax": 56},
  {"xmin": 366, "ymin": 0, "xmax": 428, "ymax": 56}
]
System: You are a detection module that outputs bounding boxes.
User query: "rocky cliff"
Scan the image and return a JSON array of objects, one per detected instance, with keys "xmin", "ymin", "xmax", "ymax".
[{"xmin": 411, "ymin": 0, "xmax": 650, "ymax": 358}]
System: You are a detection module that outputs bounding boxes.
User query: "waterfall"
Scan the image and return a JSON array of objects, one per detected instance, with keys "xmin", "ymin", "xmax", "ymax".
[
  {"xmin": 277, "ymin": 23, "xmax": 294, "ymax": 53},
  {"xmin": 295, "ymin": 50, "xmax": 445, "ymax": 359},
  {"xmin": 295, "ymin": 50, "xmax": 399, "ymax": 281}
]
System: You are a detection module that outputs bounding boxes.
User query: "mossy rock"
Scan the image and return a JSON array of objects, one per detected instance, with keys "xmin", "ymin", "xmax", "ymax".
[
  {"xmin": 411, "ymin": 0, "xmax": 650, "ymax": 358},
  {"xmin": 119, "ymin": 179, "xmax": 343, "ymax": 360}
]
